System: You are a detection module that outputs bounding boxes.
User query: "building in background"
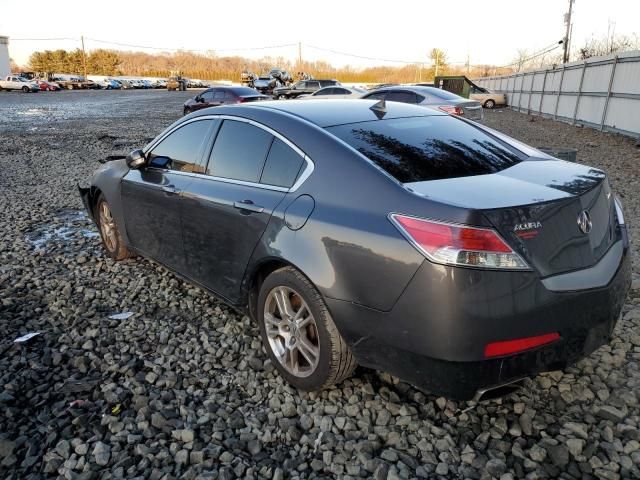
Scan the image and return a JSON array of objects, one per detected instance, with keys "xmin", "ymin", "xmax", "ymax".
[{"xmin": 0, "ymin": 36, "xmax": 10, "ymax": 77}]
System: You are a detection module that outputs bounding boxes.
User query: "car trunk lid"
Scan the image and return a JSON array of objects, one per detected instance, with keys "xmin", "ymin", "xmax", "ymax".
[{"xmin": 407, "ymin": 160, "xmax": 617, "ymax": 277}]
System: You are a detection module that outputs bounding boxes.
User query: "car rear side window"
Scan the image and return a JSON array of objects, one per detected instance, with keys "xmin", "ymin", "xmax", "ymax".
[
  {"xmin": 365, "ymin": 92, "xmax": 386, "ymax": 101},
  {"xmin": 260, "ymin": 139, "xmax": 304, "ymax": 188},
  {"xmin": 327, "ymin": 117, "xmax": 523, "ymax": 183},
  {"xmin": 214, "ymin": 90, "xmax": 225, "ymax": 100},
  {"xmin": 386, "ymin": 91, "xmax": 418, "ymax": 104},
  {"xmin": 207, "ymin": 120, "xmax": 273, "ymax": 182},
  {"xmin": 148, "ymin": 120, "xmax": 212, "ymax": 172},
  {"xmin": 224, "ymin": 91, "xmax": 236, "ymax": 101}
]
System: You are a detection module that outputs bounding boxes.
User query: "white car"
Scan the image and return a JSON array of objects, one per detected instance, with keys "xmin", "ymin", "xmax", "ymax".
[
  {"xmin": 0, "ymin": 75, "xmax": 39, "ymax": 92},
  {"xmin": 299, "ymin": 86, "xmax": 367, "ymax": 99}
]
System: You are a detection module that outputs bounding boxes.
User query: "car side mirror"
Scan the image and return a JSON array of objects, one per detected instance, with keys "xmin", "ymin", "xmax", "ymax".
[
  {"xmin": 126, "ymin": 149, "xmax": 146, "ymax": 169},
  {"xmin": 196, "ymin": 96, "xmax": 203, "ymax": 102}
]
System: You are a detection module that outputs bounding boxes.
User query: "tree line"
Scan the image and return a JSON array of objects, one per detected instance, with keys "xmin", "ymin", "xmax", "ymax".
[
  {"xmin": 26, "ymin": 48, "xmax": 510, "ymax": 83},
  {"xmin": 24, "ymin": 33, "xmax": 639, "ymax": 82}
]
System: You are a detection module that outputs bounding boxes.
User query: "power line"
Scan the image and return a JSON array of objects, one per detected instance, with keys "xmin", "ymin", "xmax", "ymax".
[
  {"xmin": 85, "ymin": 37, "xmax": 296, "ymax": 53},
  {"xmin": 11, "ymin": 37, "xmax": 77, "ymax": 42},
  {"xmin": 305, "ymin": 44, "xmax": 423, "ymax": 65}
]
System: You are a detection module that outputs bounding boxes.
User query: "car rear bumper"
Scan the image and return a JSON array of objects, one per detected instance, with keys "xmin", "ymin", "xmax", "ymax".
[{"xmin": 327, "ymin": 237, "xmax": 631, "ymax": 400}]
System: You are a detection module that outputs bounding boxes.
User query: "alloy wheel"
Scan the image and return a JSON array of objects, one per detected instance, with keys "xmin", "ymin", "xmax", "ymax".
[
  {"xmin": 263, "ymin": 286, "xmax": 320, "ymax": 377},
  {"xmin": 98, "ymin": 202, "xmax": 117, "ymax": 252}
]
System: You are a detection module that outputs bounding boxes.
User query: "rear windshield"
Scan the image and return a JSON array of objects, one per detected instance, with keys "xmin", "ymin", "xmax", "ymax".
[
  {"xmin": 232, "ymin": 87, "xmax": 261, "ymax": 96},
  {"xmin": 327, "ymin": 116, "xmax": 524, "ymax": 183},
  {"xmin": 427, "ymin": 88, "xmax": 463, "ymax": 100}
]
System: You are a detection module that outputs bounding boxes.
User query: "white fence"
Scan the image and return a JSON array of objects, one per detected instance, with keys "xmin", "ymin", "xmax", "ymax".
[{"xmin": 474, "ymin": 50, "xmax": 640, "ymax": 138}]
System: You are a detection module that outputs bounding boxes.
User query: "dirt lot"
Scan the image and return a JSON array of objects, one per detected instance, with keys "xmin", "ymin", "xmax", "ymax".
[{"xmin": 1, "ymin": 90, "xmax": 639, "ymax": 480}]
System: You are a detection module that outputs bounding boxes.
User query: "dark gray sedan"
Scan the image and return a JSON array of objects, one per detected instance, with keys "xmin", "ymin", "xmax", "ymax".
[
  {"xmin": 79, "ymin": 99, "xmax": 630, "ymax": 400},
  {"xmin": 362, "ymin": 85, "xmax": 484, "ymax": 121}
]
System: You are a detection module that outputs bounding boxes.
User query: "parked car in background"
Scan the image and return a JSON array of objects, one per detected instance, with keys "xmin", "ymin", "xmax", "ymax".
[
  {"xmin": 0, "ymin": 75, "xmax": 39, "ymax": 92},
  {"xmin": 36, "ymin": 79, "xmax": 61, "ymax": 91},
  {"xmin": 79, "ymin": 99, "xmax": 630, "ymax": 400},
  {"xmin": 183, "ymin": 86, "xmax": 268, "ymax": 115},
  {"xmin": 273, "ymin": 79, "xmax": 340, "ymax": 99},
  {"xmin": 299, "ymin": 86, "xmax": 367, "ymax": 99},
  {"xmin": 362, "ymin": 86, "xmax": 484, "ymax": 121},
  {"xmin": 366, "ymin": 83, "xmax": 398, "ymax": 90},
  {"xmin": 470, "ymin": 86, "xmax": 507, "ymax": 109}
]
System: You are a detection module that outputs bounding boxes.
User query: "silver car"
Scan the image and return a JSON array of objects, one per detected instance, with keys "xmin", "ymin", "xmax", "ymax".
[
  {"xmin": 362, "ymin": 85, "xmax": 484, "ymax": 121},
  {"xmin": 299, "ymin": 86, "xmax": 368, "ymax": 100}
]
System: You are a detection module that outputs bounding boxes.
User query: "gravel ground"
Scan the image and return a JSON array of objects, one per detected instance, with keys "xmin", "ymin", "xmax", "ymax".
[{"xmin": 1, "ymin": 92, "xmax": 640, "ymax": 480}]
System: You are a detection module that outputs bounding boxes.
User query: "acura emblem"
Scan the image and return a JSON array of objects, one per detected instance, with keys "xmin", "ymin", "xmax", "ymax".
[{"xmin": 577, "ymin": 210, "xmax": 592, "ymax": 234}]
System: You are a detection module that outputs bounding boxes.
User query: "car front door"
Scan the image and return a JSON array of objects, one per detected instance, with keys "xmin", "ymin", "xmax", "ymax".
[
  {"xmin": 180, "ymin": 118, "xmax": 307, "ymax": 302},
  {"xmin": 121, "ymin": 119, "xmax": 214, "ymax": 272}
]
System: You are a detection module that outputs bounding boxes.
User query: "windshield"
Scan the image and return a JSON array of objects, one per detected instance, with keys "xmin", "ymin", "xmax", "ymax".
[{"xmin": 327, "ymin": 116, "xmax": 524, "ymax": 183}]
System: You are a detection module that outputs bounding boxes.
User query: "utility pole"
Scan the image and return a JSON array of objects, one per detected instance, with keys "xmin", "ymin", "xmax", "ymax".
[
  {"xmin": 81, "ymin": 35, "xmax": 88, "ymax": 78},
  {"xmin": 298, "ymin": 42, "xmax": 302, "ymax": 71},
  {"xmin": 465, "ymin": 52, "xmax": 470, "ymax": 75},
  {"xmin": 563, "ymin": 0, "xmax": 574, "ymax": 63}
]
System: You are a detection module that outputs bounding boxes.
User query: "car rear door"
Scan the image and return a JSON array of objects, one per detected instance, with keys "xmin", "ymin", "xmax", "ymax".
[
  {"xmin": 180, "ymin": 118, "xmax": 307, "ymax": 302},
  {"xmin": 121, "ymin": 118, "xmax": 214, "ymax": 272}
]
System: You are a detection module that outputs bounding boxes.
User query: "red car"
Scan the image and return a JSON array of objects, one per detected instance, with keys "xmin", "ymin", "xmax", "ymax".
[
  {"xmin": 36, "ymin": 80, "xmax": 61, "ymax": 91},
  {"xmin": 183, "ymin": 86, "xmax": 268, "ymax": 115}
]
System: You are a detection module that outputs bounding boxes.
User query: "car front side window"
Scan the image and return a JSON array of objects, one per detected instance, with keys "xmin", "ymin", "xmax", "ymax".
[{"xmin": 148, "ymin": 120, "xmax": 212, "ymax": 173}]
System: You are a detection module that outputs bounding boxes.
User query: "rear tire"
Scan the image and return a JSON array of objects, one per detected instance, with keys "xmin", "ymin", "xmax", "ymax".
[
  {"xmin": 22, "ymin": 86, "xmax": 29, "ymax": 93},
  {"xmin": 257, "ymin": 267, "xmax": 357, "ymax": 391},
  {"xmin": 484, "ymin": 99, "xmax": 496, "ymax": 109},
  {"xmin": 95, "ymin": 194, "xmax": 133, "ymax": 261}
]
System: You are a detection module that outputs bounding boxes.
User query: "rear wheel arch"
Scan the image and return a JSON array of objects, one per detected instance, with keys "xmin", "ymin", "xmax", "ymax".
[{"xmin": 245, "ymin": 258, "xmax": 314, "ymax": 321}]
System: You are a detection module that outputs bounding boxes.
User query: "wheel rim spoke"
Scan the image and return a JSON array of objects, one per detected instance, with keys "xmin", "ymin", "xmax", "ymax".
[
  {"xmin": 274, "ymin": 287, "xmax": 294, "ymax": 318},
  {"xmin": 298, "ymin": 334, "xmax": 319, "ymax": 367}
]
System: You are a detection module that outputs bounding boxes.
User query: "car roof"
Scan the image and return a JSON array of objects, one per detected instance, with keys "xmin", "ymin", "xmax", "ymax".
[
  {"xmin": 368, "ymin": 85, "xmax": 454, "ymax": 94},
  {"xmin": 221, "ymin": 99, "xmax": 446, "ymax": 127}
]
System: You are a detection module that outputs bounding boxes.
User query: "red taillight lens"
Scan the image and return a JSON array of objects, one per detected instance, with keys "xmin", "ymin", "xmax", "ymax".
[
  {"xmin": 438, "ymin": 105, "xmax": 464, "ymax": 115},
  {"xmin": 237, "ymin": 97, "xmax": 246, "ymax": 103},
  {"xmin": 484, "ymin": 333, "xmax": 561, "ymax": 358},
  {"xmin": 390, "ymin": 214, "xmax": 528, "ymax": 269}
]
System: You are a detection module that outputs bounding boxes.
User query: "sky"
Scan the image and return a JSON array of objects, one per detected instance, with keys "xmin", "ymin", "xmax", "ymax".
[{"xmin": 1, "ymin": 0, "xmax": 638, "ymax": 69}]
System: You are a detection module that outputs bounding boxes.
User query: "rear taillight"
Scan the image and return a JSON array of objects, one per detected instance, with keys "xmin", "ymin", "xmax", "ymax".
[
  {"xmin": 438, "ymin": 105, "xmax": 464, "ymax": 116},
  {"xmin": 484, "ymin": 332, "xmax": 561, "ymax": 358},
  {"xmin": 237, "ymin": 97, "xmax": 246, "ymax": 103},
  {"xmin": 389, "ymin": 214, "xmax": 529, "ymax": 270}
]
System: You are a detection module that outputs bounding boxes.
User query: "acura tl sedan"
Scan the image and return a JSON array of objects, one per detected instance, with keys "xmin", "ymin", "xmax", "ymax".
[
  {"xmin": 362, "ymin": 85, "xmax": 484, "ymax": 121},
  {"xmin": 79, "ymin": 100, "xmax": 630, "ymax": 400}
]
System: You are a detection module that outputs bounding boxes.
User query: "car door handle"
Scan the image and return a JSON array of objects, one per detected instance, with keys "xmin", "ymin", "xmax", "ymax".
[
  {"xmin": 233, "ymin": 200, "xmax": 264, "ymax": 213},
  {"xmin": 161, "ymin": 185, "xmax": 181, "ymax": 195}
]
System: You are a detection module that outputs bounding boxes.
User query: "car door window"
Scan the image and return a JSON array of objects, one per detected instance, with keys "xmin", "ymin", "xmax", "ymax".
[
  {"xmin": 307, "ymin": 81, "xmax": 320, "ymax": 89},
  {"xmin": 201, "ymin": 90, "xmax": 215, "ymax": 102},
  {"xmin": 207, "ymin": 120, "xmax": 273, "ymax": 182},
  {"xmin": 260, "ymin": 138, "xmax": 305, "ymax": 188},
  {"xmin": 386, "ymin": 91, "xmax": 419, "ymax": 104},
  {"xmin": 335, "ymin": 88, "xmax": 350, "ymax": 95},
  {"xmin": 213, "ymin": 90, "xmax": 225, "ymax": 101},
  {"xmin": 315, "ymin": 88, "xmax": 333, "ymax": 96},
  {"xmin": 148, "ymin": 120, "xmax": 212, "ymax": 173},
  {"xmin": 365, "ymin": 92, "xmax": 386, "ymax": 101},
  {"xmin": 224, "ymin": 91, "xmax": 236, "ymax": 101}
]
